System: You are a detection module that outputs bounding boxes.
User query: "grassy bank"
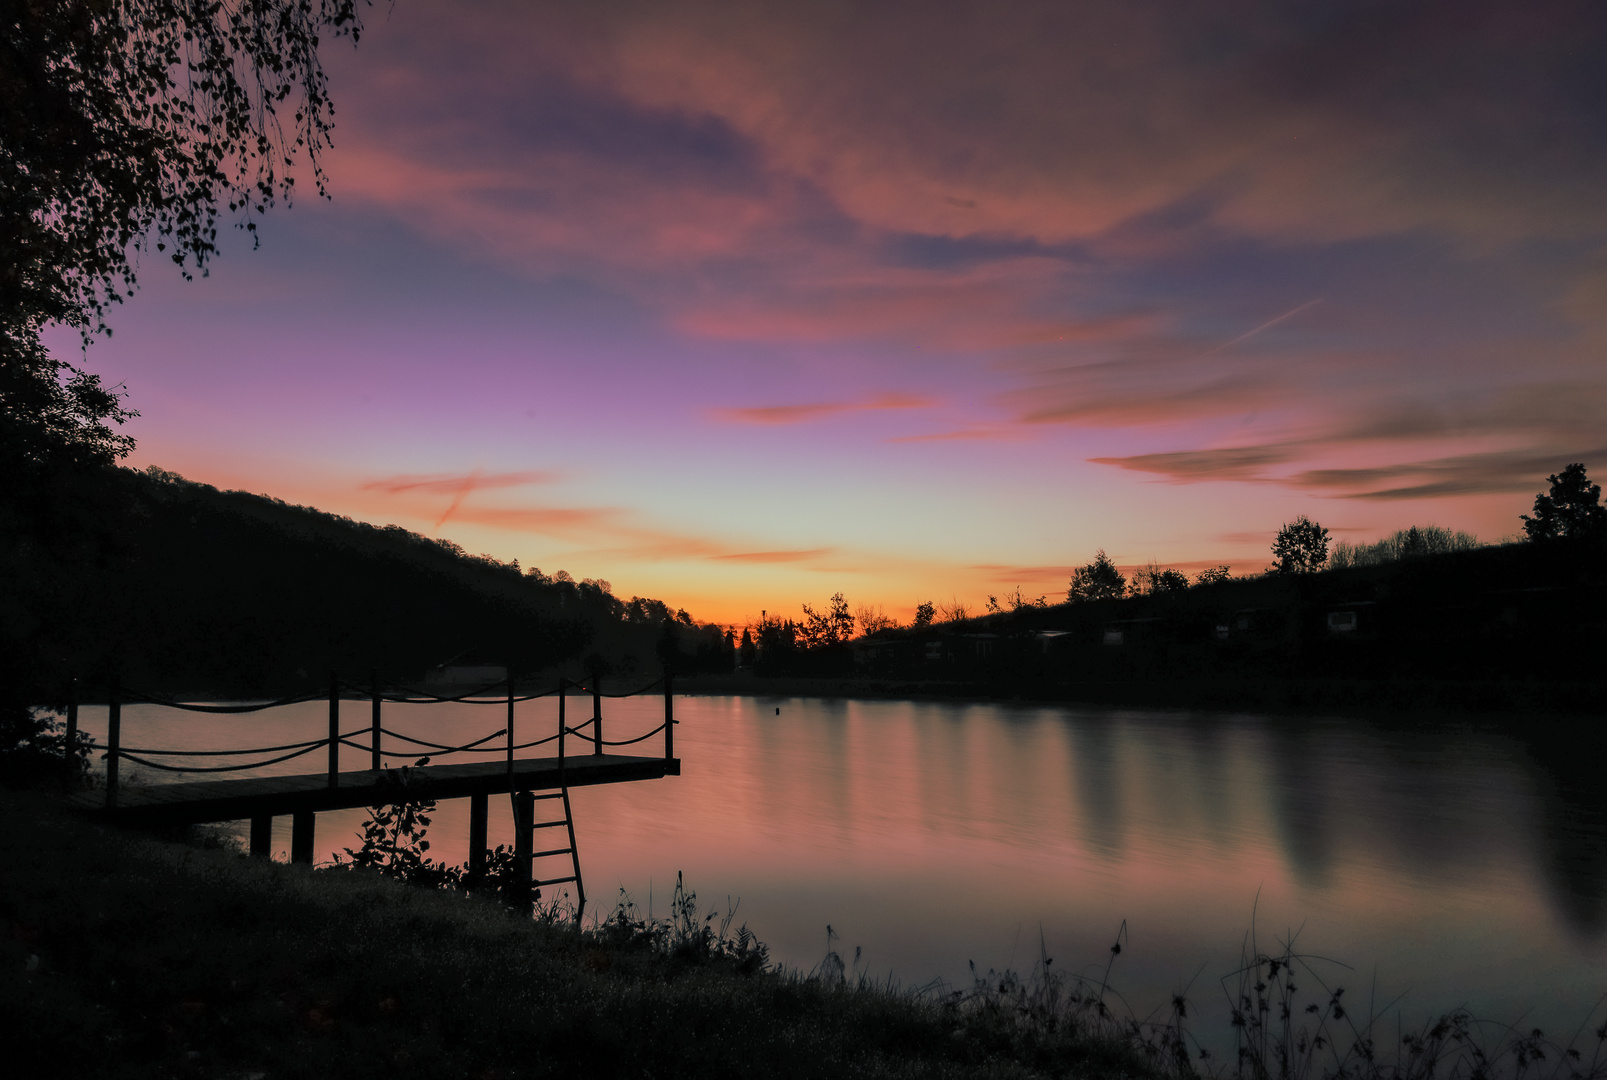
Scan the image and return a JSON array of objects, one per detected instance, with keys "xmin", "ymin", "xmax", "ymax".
[{"xmin": 0, "ymin": 786, "xmax": 1154, "ymax": 1080}]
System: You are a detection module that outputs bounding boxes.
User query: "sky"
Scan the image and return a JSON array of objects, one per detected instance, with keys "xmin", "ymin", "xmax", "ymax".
[{"xmin": 57, "ymin": 0, "xmax": 1607, "ymax": 624}]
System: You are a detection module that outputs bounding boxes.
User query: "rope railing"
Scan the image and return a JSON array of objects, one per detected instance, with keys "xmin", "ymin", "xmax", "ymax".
[
  {"xmin": 117, "ymin": 689, "xmax": 328, "ymax": 713},
  {"xmin": 597, "ymin": 722, "xmax": 669, "ymax": 747},
  {"xmin": 92, "ymin": 669, "xmax": 678, "ymax": 809},
  {"xmin": 116, "ymin": 742, "xmax": 328, "ymax": 773}
]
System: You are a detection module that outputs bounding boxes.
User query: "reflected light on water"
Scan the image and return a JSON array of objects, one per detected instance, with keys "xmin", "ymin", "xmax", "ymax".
[{"xmin": 75, "ymin": 695, "xmax": 1607, "ymax": 1039}]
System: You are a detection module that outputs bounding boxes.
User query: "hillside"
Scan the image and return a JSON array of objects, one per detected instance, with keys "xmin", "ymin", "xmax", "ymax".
[{"xmin": 9, "ymin": 467, "xmax": 730, "ymax": 704}]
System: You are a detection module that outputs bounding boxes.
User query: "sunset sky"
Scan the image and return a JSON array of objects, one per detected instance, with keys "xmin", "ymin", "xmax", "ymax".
[{"xmin": 55, "ymin": 0, "xmax": 1607, "ymax": 623}]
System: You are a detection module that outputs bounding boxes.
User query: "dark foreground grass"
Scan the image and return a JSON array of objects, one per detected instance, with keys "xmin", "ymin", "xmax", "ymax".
[
  {"xmin": 8, "ymin": 786, "xmax": 1607, "ymax": 1080},
  {"xmin": 0, "ymin": 786, "xmax": 1153, "ymax": 1080}
]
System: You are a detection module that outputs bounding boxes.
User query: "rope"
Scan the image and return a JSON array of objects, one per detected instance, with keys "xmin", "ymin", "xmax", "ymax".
[
  {"xmin": 115, "ymin": 742, "xmax": 325, "ymax": 773},
  {"xmin": 570, "ymin": 676, "xmax": 665, "ymax": 698},
  {"xmin": 108, "ymin": 737, "xmax": 327, "ymax": 756},
  {"xmin": 354, "ymin": 681, "xmax": 562, "ymax": 704},
  {"xmin": 598, "ymin": 723, "xmax": 669, "ymax": 747},
  {"xmin": 371, "ymin": 728, "xmax": 507, "ymax": 753},
  {"xmin": 113, "ymin": 688, "xmax": 327, "ymax": 713}
]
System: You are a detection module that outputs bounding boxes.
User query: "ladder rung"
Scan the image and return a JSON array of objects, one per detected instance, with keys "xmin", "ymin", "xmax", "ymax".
[
  {"xmin": 530, "ymin": 792, "xmax": 565, "ymax": 800},
  {"xmin": 532, "ymin": 846, "xmax": 573, "ymax": 858},
  {"xmin": 532, "ymin": 818, "xmax": 570, "ymax": 829},
  {"xmin": 535, "ymin": 875, "xmax": 577, "ymax": 886}
]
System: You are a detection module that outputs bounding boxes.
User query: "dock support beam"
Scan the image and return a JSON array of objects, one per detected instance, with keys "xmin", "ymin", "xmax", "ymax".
[
  {"xmin": 664, "ymin": 671, "xmax": 674, "ymax": 762},
  {"xmin": 291, "ymin": 811, "xmax": 315, "ymax": 865},
  {"xmin": 104, "ymin": 679, "xmax": 120, "ymax": 810},
  {"xmin": 250, "ymin": 816, "xmax": 273, "ymax": 859},
  {"xmin": 513, "ymin": 790, "xmax": 533, "ymax": 913},
  {"xmin": 468, "ymin": 792, "xmax": 488, "ymax": 877},
  {"xmin": 370, "ymin": 671, "xmax": 382, "ymax": 772},
  {"xmin": 327, "ymin": 673, "xmax": 340, "ymax": 788},
  {"xmin": 593, "ymin": 679, "xmax": 603, "ymax": 755}
]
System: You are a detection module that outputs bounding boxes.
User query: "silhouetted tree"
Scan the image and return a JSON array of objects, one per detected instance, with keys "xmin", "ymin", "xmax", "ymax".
[
  {"xmin": 738, "ymin": 627, "xmax": 757, "ymax": 667},
  {"xmin": 1270, "ymin": 516, "xmax": 1330, "ymax": 574},
  {"xmin": 912, "ymin": 601, "xmax": 936, "ymax": 629},
  {"xmin": 4, "ymin": 2, "xmax": 371, "ymax": 487},
  {"xmin": 799, "ymin": 593, "xmax": 854, "ymax": 649},
  {"xmin": 1068, "ymin": 550, "xmax": 1126, "ymax": 602},
  {"xmin": 1194, "ymin": 565, "xmax": 1232, "ymax": 586},
  {"xmin": 854, "ymin": 604, "xmax": 898, "ymax": 635},
  {"xmin": 1155, "ymin": 569, "xmax": 1190, "ymax": 593},
  {"xmin": 1523, "ymin": 463, "xmax": 1606, "ymax": 542}
]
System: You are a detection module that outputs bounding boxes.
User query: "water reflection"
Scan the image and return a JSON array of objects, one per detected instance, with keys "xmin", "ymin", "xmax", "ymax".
[{"xmin": 73, "ymin": 697, "xmax": 1607, "ymax": 1029}]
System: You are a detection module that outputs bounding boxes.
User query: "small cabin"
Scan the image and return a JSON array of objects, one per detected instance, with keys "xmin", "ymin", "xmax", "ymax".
[
  {"xmin": 1102, "ymin": 618, "xmax": 1164, "ymax": 646},
  {"xmin": 1324, "ymin": 601, "xmax": 1377, "ymax": 636},
  {"xmin": 960, "ymin": 633, "xmax": 999, "ymax": 659},
  {"xmin": 1034, "ymin": 630, "xmax": 1072, "ymax": 654}
]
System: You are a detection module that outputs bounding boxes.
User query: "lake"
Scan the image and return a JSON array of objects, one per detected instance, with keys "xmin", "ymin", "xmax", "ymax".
[{"xmin": 75, "ymin": 693, "xmax": 1607, "ymax": 1047}]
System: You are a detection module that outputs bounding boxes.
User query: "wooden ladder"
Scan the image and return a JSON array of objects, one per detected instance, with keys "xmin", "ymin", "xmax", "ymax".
[{"xmin": 517, "ymin": 788, "xmax": 585, "ymax": 916}]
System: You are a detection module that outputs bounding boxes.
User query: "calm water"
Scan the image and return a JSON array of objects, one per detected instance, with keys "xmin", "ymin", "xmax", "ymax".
[{"xmin": 77, "ymin": 695, "xmax": 1607, "ymax": 1041}]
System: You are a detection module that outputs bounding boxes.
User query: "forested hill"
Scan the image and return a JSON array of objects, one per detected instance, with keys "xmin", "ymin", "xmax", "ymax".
[{"xmin": 18, "ymin": 467, "xmax": 720, "ymax": 701}]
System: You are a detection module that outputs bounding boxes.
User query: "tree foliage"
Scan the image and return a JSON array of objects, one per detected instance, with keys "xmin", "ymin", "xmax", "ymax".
[
  {"xmin": 2, "ymin": 0, "xmax": 370, "ymax": 474},
  {"xmin": 1067, "ymin": 549, "xmax": 1126, "ymax": 602},
  {"xmin": 1329, "ymin": 526, "xmax": 1480, "ymax": 569},
  {"xmin": 1522, "ymin": 463, "xmax": 1606, "ymax": 542},
  {"xmin": 799, "ymin": 593, "xmax": 855, "ymax": 649},
  {"xmin": 4, "ymin": 0, "xmax": 368, "ymax": 337},
  {"xmin": 1270, "ymin": 516, "xmax": 1330, "ymax": 574}
]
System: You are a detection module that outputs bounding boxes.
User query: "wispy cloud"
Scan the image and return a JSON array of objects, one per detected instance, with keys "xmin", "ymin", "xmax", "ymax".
[
  {"xmin": 710, "ymin": 393, "xmax": 934, "ymax": 426},
  {"xmin": 361, "ymin": 469, "xmax": 561, "ymax": 495},
  {"xmin": 1088, "ymin": 445, "xmax": 1300, "ymax": 483},
  {"xmin": 710, "ymin": 548, "xmax": 834, "ymax": 563}
]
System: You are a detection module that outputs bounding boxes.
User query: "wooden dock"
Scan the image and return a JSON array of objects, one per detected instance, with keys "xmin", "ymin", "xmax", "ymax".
[{"xmin": 62, "ymin": 673, "xmax": 682, "ymax": 911}]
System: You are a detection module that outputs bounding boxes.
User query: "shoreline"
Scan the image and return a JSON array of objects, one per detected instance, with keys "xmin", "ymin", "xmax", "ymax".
[{"xmin": 673, "ymin": 670, "xmax": 1605, "ymax": 721}]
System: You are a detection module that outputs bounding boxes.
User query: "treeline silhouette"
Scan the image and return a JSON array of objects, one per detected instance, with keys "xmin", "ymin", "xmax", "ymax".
[{"xmin": 13, "ymin": 466, "xmax": 733, "ymax": 703}]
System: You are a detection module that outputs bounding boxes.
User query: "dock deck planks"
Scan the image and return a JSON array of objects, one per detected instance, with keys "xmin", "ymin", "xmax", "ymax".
[{"xmin": 64, "ymin": 753, "xmax": 680, "ymax": 825}]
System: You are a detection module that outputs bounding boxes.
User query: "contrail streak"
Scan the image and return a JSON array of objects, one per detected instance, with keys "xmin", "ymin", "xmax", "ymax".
[
  {"xmin": 435, "ymin": 467, "xmax": 483, "ymax": 529},
  {"xmin": 1202, "ymin": 298, "xmax": 1323, "ymax": 358}
]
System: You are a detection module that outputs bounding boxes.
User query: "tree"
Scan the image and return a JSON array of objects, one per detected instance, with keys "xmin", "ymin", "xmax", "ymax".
[
  {"xmin": 1194, "ymin": 565, "xmax": 1232, "ymax": 586},
  {"xmin": 3, "ymin": 0, "xmax": 370, "ymax": 470},
  {"xmin": 1068, "ymin": 550, "xmax": 1125, "ymax": 602},
  {"xmin": 1154, "ymin": 569, "xmax": 1190, "ymax": 593},
  {"xmin": 1522, "ymin": 463, "xmax": 1606, "ymax": 542},
  {"xmin": 799, "ymin": 593, "xmax": 854, "ymax": 649},
  {"xmin": 1270, "ymin": 516, "xmax": 1330, "ymax": 574},
  {"xmin": 912, "ymin": 601, "xmax": 936, "ymax": 629},
  {"xmin": 854, "ymin": 603, "xmax": 898, "ymax": 635}
]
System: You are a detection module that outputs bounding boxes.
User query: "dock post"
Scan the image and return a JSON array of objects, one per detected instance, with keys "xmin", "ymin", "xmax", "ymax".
[
  {"xmin": 327, "ymin": 672, "xmax": 339, "ymax": 788},
  {"xmin": 65, "ymin": 677, "xmax": 79, "ymax": 779},
  {"xmin": 250, "ymin": 816, "xmax": 273, "ymax": 859},
  {"xmin": 557, "ymin": 679, "xmax": 566, "ymax": 767},
  {"xmin": 513, "ymin": 790, "xmax": 533, "ymax": 913},
  {"xmin": 505, "ymin": 675, "xmax": 515, "ymax": 779},
  {"xmin": 104, "ymin": 677, "xmax": 120, "ymax": 810},
  {"xmin": 663, "ymin": 671, "xmax": 674, "ymax": 762},
  {"xmin": 291, "ymin": 811, "xmax": 315, "ymax": 865},
  {"xmin": 370, "ymin": 670, "xmax": 381, "ymax": 771},
  {"xmin": 469, "ymin": 793, "xmax": 488, "ymax": 878},
  {"xmin": 505, "ymin": 678, "xmax": 514, "ymax": 781},
  {"xmin": 592, "ymin": 677, "xmax": 603, "ymax": 755}
]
